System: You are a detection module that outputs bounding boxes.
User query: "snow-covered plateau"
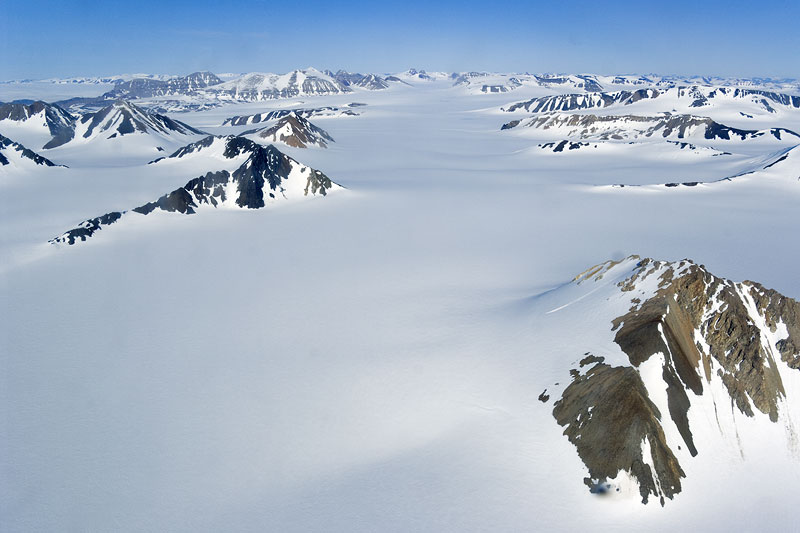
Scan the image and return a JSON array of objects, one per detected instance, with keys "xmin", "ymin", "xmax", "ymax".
[{"xmin": 2, "ymin": 69, "xmax": 800, "ymax": 532}]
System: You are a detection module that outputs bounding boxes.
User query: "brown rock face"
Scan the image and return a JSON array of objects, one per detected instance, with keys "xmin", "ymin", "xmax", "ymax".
[
  {"xmin": 548, "ymin": 257, "xmax": 800, "ymax": 505},
  {"xmin": 553, "ymin": 358, "xmax": 684, "ymax": 505}
]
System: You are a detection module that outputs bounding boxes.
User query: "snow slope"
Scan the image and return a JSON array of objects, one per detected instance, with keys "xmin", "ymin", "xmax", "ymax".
[{"xmin": 2, "ymin": 73, "xmax": 800, "ymax": 533}]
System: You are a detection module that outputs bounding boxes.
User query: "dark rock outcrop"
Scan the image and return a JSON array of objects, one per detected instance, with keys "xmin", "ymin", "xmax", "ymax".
[
  {"xmin": 0, "ymin": 133, "xmax": 64, "ymax": 167},
  {"xmin": 545, "ymin": 257, "xmax": 800, "ymax": 505},
  {"xmin": 78, "ymin": 100, "xmax": 205, "ymax": 140},
  {"xmin": 0, "ymin": 101, "xmax": 76, "ymax": 148},
  {"xmin": 51, "ymin": 139, "xmax": 339, "ymax": 245}
]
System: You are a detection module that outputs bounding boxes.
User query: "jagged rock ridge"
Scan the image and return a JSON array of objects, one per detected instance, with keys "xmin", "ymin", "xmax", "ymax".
[
  {"xmin": 0, "ymin": 101, "xmax": 77, "ymax": 148},
  {"xmin": 502, "ymin": 112, "xmax": 800, "ymax": 142},
  {"xmin": 542, "ymin": 256, "xmax": 800, "ymax": 505},
  {"xmin": 327, "ymin": 70, "xmax": 390, "ymax": 90},
  {"xmin": 52, "ymin": 138, "xmax": 340, "ymax": 245},
  {"xmin": 221, "ymin": 105, "xmax": 359, "ymax": 126},
  {"xmin": 0, "ymin": 133, "xmax": 63, "ymax": 167},
  {"xmin": 76, "ymin": 100, "xmax": 205, "ymax": 141}
]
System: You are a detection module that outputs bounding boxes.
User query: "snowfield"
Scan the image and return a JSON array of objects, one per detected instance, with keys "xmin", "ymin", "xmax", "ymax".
[{"xmin": 2, "ymin": 70, "xmax": 800, "ymax": 532}]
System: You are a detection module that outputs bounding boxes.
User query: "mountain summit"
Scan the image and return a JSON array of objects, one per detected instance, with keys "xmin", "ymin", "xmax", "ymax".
[
  {"xmin": 247, "ymin": 113, "xmax": 334, "ymax": 148},
  {"xmin": 537, "ymin": 256, "xmax": 800, "ymax": 505}
]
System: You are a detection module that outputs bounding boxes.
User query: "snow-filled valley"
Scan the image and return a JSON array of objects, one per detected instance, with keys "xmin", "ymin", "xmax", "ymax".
[{"xmin": 2, "ymin": 69, "xmax": 800, "ymax": 532}]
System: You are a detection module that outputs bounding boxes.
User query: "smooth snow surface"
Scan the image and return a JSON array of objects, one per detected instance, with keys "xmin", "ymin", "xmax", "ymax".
[{"xmin": 2, "ymin": 74, "xmax": 800, "ymax": 532}]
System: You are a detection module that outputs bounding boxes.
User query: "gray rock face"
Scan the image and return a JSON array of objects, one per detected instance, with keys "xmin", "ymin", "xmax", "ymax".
[
  {"xmin": 0, "ymin": 101, "xmax": 76, "ymax": 149},
  {"xmin": 209, "ymin": 70, "xmax": 351, "ymax": 101},
  {"xmin": 101, "ymin": 71, "xmax": 223, "ymax": 100},
  {"xmin": 51, "ymin": 137, "xmax": 338, "ymax": 245},
  {"xmin": 543, "ymin": 257, "xmax": 800, "ymax": 506}
]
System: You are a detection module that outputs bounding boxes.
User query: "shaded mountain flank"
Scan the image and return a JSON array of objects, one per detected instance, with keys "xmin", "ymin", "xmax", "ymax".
[
  {"xmin": 51, "ymin": 137, "xmax": 340, "ymax": 245},
  {"xmin": 0, "ymin": 133, "xmax": 64, "ymax": 168},
  {"xmin": 502, "ymin": 86, "xmax": 800, "ymax": 114},
  {"xmin": 0, "ymin": 100, "xmax": 77, "ymax": 148},
  {"xmin": 326, "ymin": 70, "xmax": 390, "ymax": 90},
  {"xmin": 101, "ymin": 71, "xmax": 223, "ymax": 99},
  {"xmin": 76, "ymin": 100, "xmax": 205, "ymax": 141},
  {"xmin": 540, "ymin": 256, "xmax": 800, "ymax": 505}
]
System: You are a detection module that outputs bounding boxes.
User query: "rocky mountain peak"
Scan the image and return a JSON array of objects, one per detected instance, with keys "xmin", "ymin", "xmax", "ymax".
[
  {"xmin": 250, "ymin": 113, "xmax": 335, "ymax": 149},
  {"xmin": 51, "ymin": 139, "xmax": 341, "ymax": 245},
  {"xmin": 542, "ymin": 256, "xmax": 800, "ymax": 505},
  {"xmin": 77, "ymin": 100, "xmax": 205, "ymax": 141}
]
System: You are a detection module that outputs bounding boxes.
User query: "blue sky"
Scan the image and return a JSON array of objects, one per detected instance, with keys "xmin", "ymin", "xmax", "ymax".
[{"xmin": 1, "ymin": 0, "xmax": 798, "ymax": 79}]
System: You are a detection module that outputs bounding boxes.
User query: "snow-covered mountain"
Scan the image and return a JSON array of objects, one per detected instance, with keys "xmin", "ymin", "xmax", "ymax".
[
  {"xmin": 502, "ymin": 113, "xmax": 800, "ymax": 143},
  {"xmin": 0, "ymin": 100, "xmax": 76, "ymax": 149},
  {"xmin": 207, "ymin": 68, "xmax": 351, "ymax": 101},
  {"xmin": 352, "ymin": 73, "xmax": 390, "ymax": 90},
  {"xmin": 327, "ymin": 70, "xmax": 390, "ymax": 90},
  {"xmin": 532, "ymin": 74, "xmax": 604, "ymax": 92},
  {"xmin": 536, "ymin": 255, "xmax": 800, "ymax": 505},
  {"xmin": 100, "ymin": 71, "xmax": 223, "ymax": 100},
  {"xmin": 70, "ymin": 100, "xmax": 205, "ymax": 144},
  {"xmin": 503, "ymin": 89, "xmax": 661, "ymax": 113},
  {"xmin": 244, "ymin": 113, "xmax": 334, "ymax": 149},
  {"xmin": 391, "ymin": 68, "xmax": 452, "ymax": 82},
  {"xmin": 221, "ymin": 105, "xmax": 360, "ymax": 126},
  {"xmin": 6, "ymin": 69, "xmax": 800, "ymax": 533},
  {"xmin": 0, "ymin": 133, "xmax": 63, "ymax": 169},
  {"xmin": 52, "ymin": 137, "xmax": 340, "ymax": 244}
]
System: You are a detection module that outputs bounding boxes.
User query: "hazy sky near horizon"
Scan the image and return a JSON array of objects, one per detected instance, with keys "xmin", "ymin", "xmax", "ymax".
[{"xmin": 1, "ymin": 0, "xmax": 798, "ymax": 79}]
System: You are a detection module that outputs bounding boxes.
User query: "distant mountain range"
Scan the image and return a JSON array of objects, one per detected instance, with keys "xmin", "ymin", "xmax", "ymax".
[{"xmin": 221, "ymin": 104, "xmax": 361, "ymax": 126}]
